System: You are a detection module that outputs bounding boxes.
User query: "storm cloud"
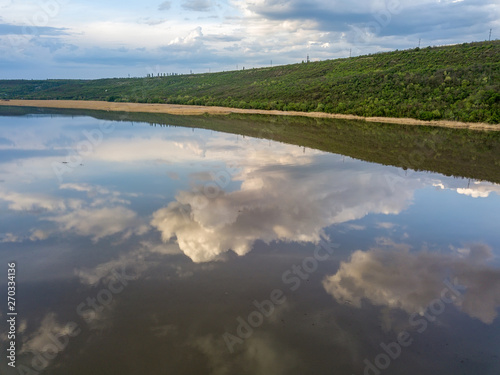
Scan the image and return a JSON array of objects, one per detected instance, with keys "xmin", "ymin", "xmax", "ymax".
[{"xmin": 0, "ymin": 0, "xmax": 497, "ymax": 78}]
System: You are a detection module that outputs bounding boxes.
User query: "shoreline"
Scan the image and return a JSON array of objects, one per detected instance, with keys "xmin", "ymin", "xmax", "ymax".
[{"xmin": 0, "ymin": 99, "xmax": 498, "ymax": 131}]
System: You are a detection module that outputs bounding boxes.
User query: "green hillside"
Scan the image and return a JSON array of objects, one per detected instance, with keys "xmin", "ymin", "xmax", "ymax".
[{"xmin": 1, "ymin": 41, "xmax": 499, "ymax": 123}]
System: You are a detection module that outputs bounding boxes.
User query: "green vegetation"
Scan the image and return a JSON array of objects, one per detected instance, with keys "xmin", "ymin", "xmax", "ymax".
[
  {"xmin": 2, "ymin": 106, "xmax": 499, "ymax": 183},
  {"xmin": 0, "ymin": 41, "xmax": 499, "ymax": 123}
]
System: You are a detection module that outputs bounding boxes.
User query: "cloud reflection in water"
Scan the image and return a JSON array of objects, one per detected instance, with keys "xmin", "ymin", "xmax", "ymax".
[{"xmin": 323, "ymin": 243, "xmax": 500, "ymax": 324}]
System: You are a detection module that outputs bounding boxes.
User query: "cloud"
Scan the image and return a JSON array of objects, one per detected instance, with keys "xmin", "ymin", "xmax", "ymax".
[
  {"xmin": 158, "ymin": 1, "xmax": 172, "ymax": 11},
  {"xmin": 0, "ymin": 232, "xmax": 20, "ymax": 243},
  {"xmin": 375, "ymin": 222, "xmax": 397, "ymax": 230},
  {"xmin": 242, "ymin": 0, "xmax": 498, "ymax": 37},
  {"xmin": 0, "ymin": 0, "xmax": 498, "ymax": 78},
  {"xmin": 244, "ymin": 0, "xmax": 373, "ymax": 31},
  {"xmin": 138, "ymin": 17, "xmax": 168, "ymax": 26},
  {"xmin": 151, "ymin": 152, "xmax": 418, "ymax": 262},
  {"xmin": 182, "ymin": 0, "xmax": 214, "ymax": 12},
  {"xmin": 323, "ymin": 243, "xmax": 500, "ymax": 324},
  {"xmin": 376, "ymin": 0, "xmax": 498, "ymax": 39},
  {"xmin": 456, "ymin": 181, "xmax": 500, "ymax": 198},
  {"xmin": 345, "ymin": 224, "xmax": 366, "ymax": 231},
  {"xmin": 29, "ymin": 229, "xmax": 50, "ymax": 241},
  {"xmin": 0, "ymin": 182, "xmax": 146, "ymax": 242},
  {"xmin": 0, "ymin": 180, "xmax": 148, "ymax": 243},
  {"xmin": 433, "ymin": 180, "xmax": 500, "ymax": 198},
  {"xmin": 0, "ymin": 190, "xmax": 81, "ymax": 212},
  {"xmin": 192, "ymin": 333, "xmax": 299, "ymax": 374},
  {"xmin": 139, "ymin": 240, "xmax": 183, "ymax": 256},
  {"xmin": 0, "ymin": 136, "xmax": 15, "ymax": 147},
  {"xmin": 0, "ymin": 229, "xmax": 50, "ymax": 243},
  {"xmin": 60, "ymin": 182, "xmax": 131, "ymax": 206},
  {"xmin": 45, "ymin": 206, "xmax": 148, "ymax": 242},
  {"xmin": 0, "ymin": 23, "xmax": 68, "ymax": 36},
  {"xmin": 60, "ymin": 182, "xmax": 110, "ymax": 195},
  {"xmin": 75, "ymin": 248, "xmax": 147, "ymax": 287},
  {"xmin": 19, "ymin": 313, "xmax": 76, "ymax": 365},
  {"xmin": 167, "ymin": 171, "xmax": 180, "ymax": 180},
  {"xmin": 168, "ymin": 26, "xmax": 204, "ymax": 46},
  {"xmin": 203, "ymin": 34, "xmax": 242, "ymax": 42}
]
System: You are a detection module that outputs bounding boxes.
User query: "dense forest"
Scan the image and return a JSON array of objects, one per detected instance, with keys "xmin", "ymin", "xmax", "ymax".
[{"xmin": 1, "ymin": 41, "xmax": 499, "ymax": 123}]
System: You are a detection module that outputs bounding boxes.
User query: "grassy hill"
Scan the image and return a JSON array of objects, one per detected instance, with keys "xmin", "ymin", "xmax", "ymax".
[{"xmin": 1, "ymin": 41, "xmax": 499, "ymax": 123}]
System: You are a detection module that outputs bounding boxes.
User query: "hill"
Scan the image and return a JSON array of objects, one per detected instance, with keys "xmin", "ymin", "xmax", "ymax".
[{"xmin": 0, "ymin": 41, "xmax": 499, "ymax": 123}]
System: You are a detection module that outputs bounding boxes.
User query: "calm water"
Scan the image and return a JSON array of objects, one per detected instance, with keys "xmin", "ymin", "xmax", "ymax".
[{"xmin": 0, "ymin": 112, "xmax": 499, "ymax": 375}]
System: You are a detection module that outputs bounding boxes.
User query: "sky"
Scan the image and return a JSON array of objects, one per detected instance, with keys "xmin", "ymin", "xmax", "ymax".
[{"xmin": 0, "ymin": 0, "xmax": 498, "ymax": 79}]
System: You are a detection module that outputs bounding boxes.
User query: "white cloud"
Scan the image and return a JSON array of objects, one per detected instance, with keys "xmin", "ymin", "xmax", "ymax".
[
  {"xmin": 20, "ymin": 313, "xmax": 77, "ymax": 364},
  {"xmin": 182, "ymin": 0, "xmax": 215, "ymax": 12},
  {"xmin": 168, "ymin": 26, "xmax": 204, "ymax": 46},
  {"xmin": 345, "ymin": 224, "xmax": 366, "ymax": 231},
  {"xmin": 1, "ymin": 229, "xmax": 50, "ymax": 243},
  {"xmin": 45, "ymin": 206, "xmax": 148, "ymax": 242},
  {"xmin": 0, "ymin": 181, "xmax": 147, "ymax": 243},
  {"xmin": 88, "ymin": 136, "xmax": 207, "ymax": 162},
  {"xmin": 375, "ymin": 222, "xmax": 397, "ymax": 230},
  {"xmin": 158, "ymin": 1, "xmax": 172, "ymax": 11},
  {"xmin": 139, "ymin": 240, "xmax": 183, "ymax": 256},
  {"xmin": 60, "ymin": 182, "xmax": 110, "ymax": 195},
  {"xmin": 456, "ymin": 181, "xmax": 500, "ymax": 198},
  {"xmin": 0, "ymin": 190, "xmax": 81, "ymax": 212},
  {"xmin": 433, "ymin": 180, "xmax": 500, "ymax": 198},
  {"xmin": 151, "ymin": 151, "xmax": 418, "ymax": 262},
  {"xmin": 29, "ymin": 229, "xmax": 50, "ymax": 241},
  {"xmin": 192, "ymin": 333, "xmax": 299, "ymax": 374},
  {"xmin": 1, "ymin": 0, "xmax": 498, "ymax": 78},
  {"xmin": 75, "ymin": 248, "xmax": 148, "ymax": 286},
  {"xmin": 323, "ymin": 243, "xmax": 500, "ymax": 324},
  {"xmin": 60, "ymin": 183, "xmax": 131, "ymax": 206},
  {"xmin": 0, "ymin": 232, "xmax": 21, "ymax": 243}
]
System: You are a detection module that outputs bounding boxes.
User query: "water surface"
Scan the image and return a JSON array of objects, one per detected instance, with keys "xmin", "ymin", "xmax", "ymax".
[{"xmin": 0, "ymin": 112, "xmax": 499, "ymax": 375}]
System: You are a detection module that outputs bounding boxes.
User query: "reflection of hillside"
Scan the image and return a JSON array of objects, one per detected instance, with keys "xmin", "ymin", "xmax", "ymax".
[{"xmin": 2, "ymin": 106, "xmax": 499, "ymax": 183}]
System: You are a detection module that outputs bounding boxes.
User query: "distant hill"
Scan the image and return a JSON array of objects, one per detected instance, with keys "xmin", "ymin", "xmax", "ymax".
[{"xmin": 1, "ymin": 41, "xmax": 499, "ymax": 123}]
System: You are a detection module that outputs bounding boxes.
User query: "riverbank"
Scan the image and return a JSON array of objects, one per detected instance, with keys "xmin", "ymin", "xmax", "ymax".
[{"xmin": 1, "ymin": 100, "xmax": 498, "ymax": 131}]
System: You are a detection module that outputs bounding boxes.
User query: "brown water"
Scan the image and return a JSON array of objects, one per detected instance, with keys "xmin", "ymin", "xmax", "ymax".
[{"xmin": 0, "ymin": 112, "xmax": 499, "ymax": 375}]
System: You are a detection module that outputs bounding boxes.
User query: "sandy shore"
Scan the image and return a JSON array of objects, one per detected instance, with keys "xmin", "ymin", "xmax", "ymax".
[{"xmin": 1, "ymin": 99, "xmax": 498, "ymax": 131}]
